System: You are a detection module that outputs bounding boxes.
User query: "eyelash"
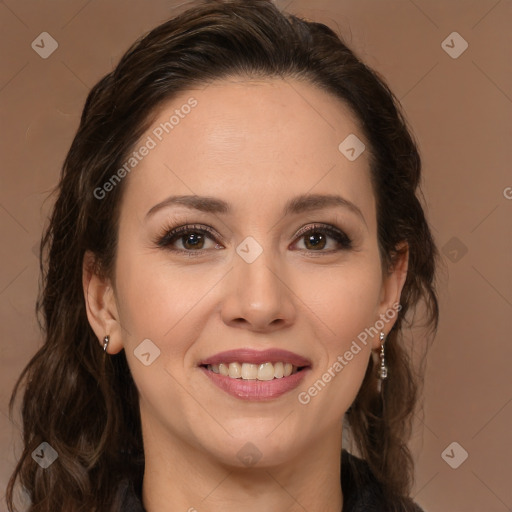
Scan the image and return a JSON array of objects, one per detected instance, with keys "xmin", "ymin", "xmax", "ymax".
[{"xmin": 154, "ymin": 222, "xmax": 353, "ymax": 257}]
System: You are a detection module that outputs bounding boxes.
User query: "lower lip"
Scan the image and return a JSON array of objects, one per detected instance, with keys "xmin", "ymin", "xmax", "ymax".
[{"xmin": 199, "ymin": 366, "xmax": 310, "ymax": 401}]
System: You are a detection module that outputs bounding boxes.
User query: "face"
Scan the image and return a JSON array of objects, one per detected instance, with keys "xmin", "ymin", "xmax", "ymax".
[{"xmin": 84, "ymin": 78, "xmax": 407, "ymax": 469}]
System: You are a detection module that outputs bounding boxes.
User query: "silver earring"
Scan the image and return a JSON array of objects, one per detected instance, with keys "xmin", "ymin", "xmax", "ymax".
[
  {"xmin": 377, "ymin": 332, "xmax": 388, "ymax": 380},
  {"xmin": 103, "ymin": 335, "xmax": 110, "ymax": 352}
]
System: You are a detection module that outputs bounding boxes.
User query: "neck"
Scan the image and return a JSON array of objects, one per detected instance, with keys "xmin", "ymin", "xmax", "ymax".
[{"xmin": 141, "ymin": 423, "xmax": 344, "ymax": 512}]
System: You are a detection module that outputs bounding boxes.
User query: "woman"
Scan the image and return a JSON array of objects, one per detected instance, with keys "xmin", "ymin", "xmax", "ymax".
[{"xmin": 6, "ymin": 1, "xmax": 439, "ymax": 510}]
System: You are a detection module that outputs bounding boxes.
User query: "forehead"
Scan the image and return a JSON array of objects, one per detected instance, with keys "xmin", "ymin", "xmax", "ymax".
[{"xmin": 120, "ymin": 78, "xmax": 375, "ymax": 223}]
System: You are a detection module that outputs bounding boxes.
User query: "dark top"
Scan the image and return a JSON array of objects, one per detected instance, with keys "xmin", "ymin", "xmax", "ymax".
[{"xmin": 117, "ymin": 449, "xmax": 424, "ymax": 512}]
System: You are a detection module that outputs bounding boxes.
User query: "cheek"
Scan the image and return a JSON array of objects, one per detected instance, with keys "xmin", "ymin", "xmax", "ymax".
[
  {"xmin": 113, "ymin": 246, "xmax": 227, "ymax": 352},
  {"xmin": 293, "ymin": 259, "xmax": 382, "ymax": 407},
  {"xmin": 294, "ymin": 255, "xmax": 383, "ymax": 333},
  {"xmin": 115, "ymin": 237, "xmax": 384, "ymax": 351}
]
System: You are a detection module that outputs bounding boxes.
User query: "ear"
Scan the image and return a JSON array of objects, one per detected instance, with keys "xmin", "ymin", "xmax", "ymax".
[
  {"xmin": 82, "ymin": 250, "xmax": 124, "ymax": 354},
  {"xmin": 373, "ymin": 242, "xmax": 409, "ymax": 350}
]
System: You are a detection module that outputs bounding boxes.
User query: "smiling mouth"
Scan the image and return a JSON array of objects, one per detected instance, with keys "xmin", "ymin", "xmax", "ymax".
[{"xmin": 201, "ymin": 362, "xmax": 308, "ymax": 380}]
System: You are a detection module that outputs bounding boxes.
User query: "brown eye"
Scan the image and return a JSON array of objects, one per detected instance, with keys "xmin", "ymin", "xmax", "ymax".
[
  {"xmin": 303, "ymin": 231, "xmax": 328, "ymax": 250},
  {"xmin": 294, "ymin": 224, "xmax": 352, "ymax": 252},
  {"xmin": 156, "ymin": 224, "xmax": 223, "ymax": 253},
  {"xmin": 179, "ymin": 232, "xmax": 206, "ymax": 250}
]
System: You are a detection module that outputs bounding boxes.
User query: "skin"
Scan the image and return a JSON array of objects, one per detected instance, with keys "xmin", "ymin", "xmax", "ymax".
[{"xmin": 83, "ymin": 78, "xmax": 408, "ymax": 512}]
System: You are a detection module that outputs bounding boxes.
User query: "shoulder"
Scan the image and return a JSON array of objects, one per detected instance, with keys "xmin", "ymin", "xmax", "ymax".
[{"xmin": 341, "ymin": 449, "xmax": 424, "ymax": 512}]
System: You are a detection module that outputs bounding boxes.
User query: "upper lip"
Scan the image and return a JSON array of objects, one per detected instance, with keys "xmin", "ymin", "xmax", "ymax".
[{"xmin": 199, "ymin": 348, "xmax": 312, "ymax": 368}]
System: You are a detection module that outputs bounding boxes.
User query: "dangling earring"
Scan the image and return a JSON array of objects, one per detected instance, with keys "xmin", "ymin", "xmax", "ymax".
[
  {"xmin": 377, "ymin": 331, "xmax": 388, "ymax": 380},
  {"xmin": 103, "ymin": 335, "xmax": 110, "ymax": 353}
]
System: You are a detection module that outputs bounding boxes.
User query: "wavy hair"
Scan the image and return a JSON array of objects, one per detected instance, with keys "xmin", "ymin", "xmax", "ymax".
[{"xmin": 6, "ymin": 1, "xmax": 439, "ymax": 510}]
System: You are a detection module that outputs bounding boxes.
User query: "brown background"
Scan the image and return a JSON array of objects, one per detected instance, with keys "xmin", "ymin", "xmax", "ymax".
[{"xmin": 0, "ymin": 1, "xmax": 510, "ymax": 510}]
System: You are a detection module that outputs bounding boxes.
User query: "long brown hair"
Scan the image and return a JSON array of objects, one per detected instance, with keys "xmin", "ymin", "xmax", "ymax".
[{"xmin": 6, "ymin": 1, "xmax": 439, "ymax": 510}]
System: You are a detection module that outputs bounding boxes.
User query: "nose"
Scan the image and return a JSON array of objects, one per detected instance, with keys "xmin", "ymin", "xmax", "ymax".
[{"xmin": 220, "ymin": 247, "xmax": 297, "ymax": 333}]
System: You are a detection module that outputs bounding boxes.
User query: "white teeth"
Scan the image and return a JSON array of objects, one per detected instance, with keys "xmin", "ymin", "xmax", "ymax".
[
  {"xmin": 228, "ymin": 362, "xmax": 242, "ymax": 378},
  {"xmin": 257, "ymin": 362, "xmax": 274, "ymax": 381},
  {"xmin": 274, "ymin": 361, "xmax": 284, "ymax": 378},
  {"xmin": 241, "ymin": 363, "xmax": 258, "ymax": 380},
  {"xmin": 206, "ymin": 361, "xmax": 301, "ymax": 380}
]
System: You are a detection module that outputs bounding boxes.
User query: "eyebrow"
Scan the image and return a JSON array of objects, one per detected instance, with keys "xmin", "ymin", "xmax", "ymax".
[{"xmin": 145, "ymin": 193, "xmax": 366, "ymax": 225}]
